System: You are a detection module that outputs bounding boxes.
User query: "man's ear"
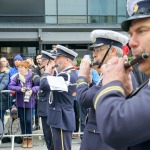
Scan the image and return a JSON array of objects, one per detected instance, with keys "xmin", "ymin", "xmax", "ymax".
[{"xmin": 110, "ymin": 47, "xmax": 117, "ymax": 56}]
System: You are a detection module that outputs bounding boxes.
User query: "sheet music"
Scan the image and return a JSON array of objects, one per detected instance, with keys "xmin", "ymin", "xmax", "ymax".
[{"xmin": 47, "ymin": 76, "xmax": 68, "ymax": 92}]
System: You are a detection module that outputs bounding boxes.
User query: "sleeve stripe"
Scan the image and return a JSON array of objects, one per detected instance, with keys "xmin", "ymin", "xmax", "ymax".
[
  {"xmin": 32, "ymin": 75, "xmax": 39, "ymax": 81},
  {"xmin": 94, "ymin": 86, "xmax": 125, "ymax": 109},
  {"xmin": 40, "ymin": 76, "xmax": 47, "ymax": 80},
  {"xmin": 77, "ymin": 82, "xmax": 88, "ymax": 88}
]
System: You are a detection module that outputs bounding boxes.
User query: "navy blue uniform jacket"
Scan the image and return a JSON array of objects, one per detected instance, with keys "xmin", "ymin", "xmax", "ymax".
[
  {"xmin": 77, "ymin": 72, "xmax": 137, "ymax": 150},
  {"xmin": 94, "ymin": 78, "xmax": 150, "ymax": 150},
  {"xmin": 40, "ymin": 67, "xmax": 77, "ymax": 131}
]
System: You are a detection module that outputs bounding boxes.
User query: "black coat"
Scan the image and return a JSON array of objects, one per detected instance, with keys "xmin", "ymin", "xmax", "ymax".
[{"xmin": 0, "ymin": 68, "xmax": 9, "ymax": 111}]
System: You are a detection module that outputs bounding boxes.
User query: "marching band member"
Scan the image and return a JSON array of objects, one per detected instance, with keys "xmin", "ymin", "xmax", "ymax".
[
  {"xmin": 94, "ymin": 0, "xmax": 150, "ymax": 149},
  {"xmin": 40, "ymin": 45, "xmax": 78, "ymax": 150},
  {"xmin": 77, "ymin": 30, "xmax": 138, "ymax": 150},
  {"xmin": 38, "ymin": 51, "xmax": 55, "ymax": 150}
]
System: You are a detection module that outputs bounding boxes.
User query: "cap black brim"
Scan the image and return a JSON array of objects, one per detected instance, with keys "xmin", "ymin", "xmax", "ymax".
[
  {"xmin": 121, "ymin": 15, "xmax": 150, "ymax": 32},
  {"xmin": 89, "ymin": 43, "xmax": 104, "ymax": 50}
]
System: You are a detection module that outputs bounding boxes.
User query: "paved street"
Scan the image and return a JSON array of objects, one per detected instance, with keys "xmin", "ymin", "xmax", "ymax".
[{"xmin": 0, "ymin": 133, "xmax": 81, "ymax": 150}]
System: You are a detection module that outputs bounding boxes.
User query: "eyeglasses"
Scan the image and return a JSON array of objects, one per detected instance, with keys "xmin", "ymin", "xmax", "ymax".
[{"xmin": 93, "ymin": 48, "xmax": 106, "ymax": 53}]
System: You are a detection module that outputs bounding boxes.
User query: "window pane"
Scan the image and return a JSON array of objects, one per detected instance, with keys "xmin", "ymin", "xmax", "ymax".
[
  {"xmin": 88, "ymin": 0, "xmax": 116, "ymax": 15},
  {"xmin": 45, "ymin": 16, "xmax": 57, "ymax": 24},
  {"xmin": 58, "ymin": 16, "xmax": 87, "ymax": 24},
  {"xmin": 117, "ymin": 0, "xmax": 126, "ymax": 15},
  {"xmin": 45, "ymin": 0, "xmax": 56, "ymax": 15},
  {"xmin": 117, "ymin": 17, "xmax": 127, "ymax": 24},
  {"xmin": 58, "ymin": 0, "xmax": 86, "ymax": 15},
  {"xmin": 88, "ymin": 16, "xmax": 117, "ymax": 24}
]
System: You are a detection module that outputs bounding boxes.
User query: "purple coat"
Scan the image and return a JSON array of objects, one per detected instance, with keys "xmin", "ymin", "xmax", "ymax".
[{"xmin": 8, "ymin": 71, "xmax": 40, "ymax": 108}]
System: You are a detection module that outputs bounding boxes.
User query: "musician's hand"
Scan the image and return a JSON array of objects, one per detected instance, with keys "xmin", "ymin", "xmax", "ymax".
[
  {"xmin": 102, "ymin": 57, "xmax": 132, "ymax": 86},
  {"xmin": 124, "ymin": 74, "xmax": 133, "ymax": 96},
  {"xmin": 78, "ymin": 58, "xmax": 91, "ymax": 79},
  {"xmin": 87, "ymin": 73, "xmax": 92, "ymax": 84},
  {"xmin": 44, "ymin": 60, "xmax": 55, "ymax": 75}
]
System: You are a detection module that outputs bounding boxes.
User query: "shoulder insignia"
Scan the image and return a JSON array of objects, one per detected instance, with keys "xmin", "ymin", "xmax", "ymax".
[{"xmin": 67, "ymin": 70, "xmax": 72, "ymax": 74}]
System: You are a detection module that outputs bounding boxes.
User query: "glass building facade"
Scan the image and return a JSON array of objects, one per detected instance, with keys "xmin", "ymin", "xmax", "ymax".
[
  {"xmin": 0, "ymin": 0, "xmax": 127, "ymax": 24},
  {"xmin": 0, "ymin": 0, "xmax": 128, "ymax": 61}
]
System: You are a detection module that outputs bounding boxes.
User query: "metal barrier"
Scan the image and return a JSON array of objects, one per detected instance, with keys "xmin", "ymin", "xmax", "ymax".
[
  {"xmin": 1, "ymin": 132, "xmax": 82, "ymax": 150},
  {"xmin": 0, "ymin": 90, "xmax": 82, "ymax": 150}
]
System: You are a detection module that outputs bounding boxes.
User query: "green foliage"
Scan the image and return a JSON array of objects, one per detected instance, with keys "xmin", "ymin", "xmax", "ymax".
[
  {"xmin": 76, "ymin": 56, "xmax": 133, "ymax": 67},
  {"xmin": 76, "ymin": 57, "xmax": 82, "ymax": 66},
  {"xmin": 128, "ymin": 56, "xmax": 133, "ymax": 61}
]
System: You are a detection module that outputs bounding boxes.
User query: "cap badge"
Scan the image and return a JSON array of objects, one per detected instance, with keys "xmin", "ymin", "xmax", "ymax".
[
  {"xmin": 91, "ymin": 38, "xmax": 96, "ymax": 43},
  {"xmin": 133, "ymin": 4, "xmax": 139, "ymax": 14}
]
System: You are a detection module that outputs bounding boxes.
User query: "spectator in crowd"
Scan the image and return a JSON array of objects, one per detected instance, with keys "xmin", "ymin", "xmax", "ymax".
[
  {"xmin": 0, "ymin": 61, "xmax": 9, "ymax": 125},
  {"xmin": 8, "ymin": 60, "xmax": 40, "ymax": 148},
  {"xmin": 25, "ymin": 57, "xmax": 37, "ymax": 72},
  {"xmin": 50, "ymin": 45, "xmax": 57, "ymax": 54},
  {"xmin": 9, "ymin": 54, "xmax": 23, "ymax": 81},
  {"xmin": 9, "ymin": 54, "xmax": 23, "ymax": 107},
  {"xmin": 0, "ymin": 57, "xmax": 11, "ymax": 69},
  {"xmin": 2, "ymin": 107, "xmax": 23, "ymax": 144},
  {"xmin": 35, "ymin": 55, "xmax": 43, "ymax": 76},
  {"xmin": 26, "ymin": 57, "xmax": 42, "ymax": 76}
]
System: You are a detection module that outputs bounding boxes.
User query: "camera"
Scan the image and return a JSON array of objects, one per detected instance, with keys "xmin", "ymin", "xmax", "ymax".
[
  {"xmin": 23, "ymin": 87, "xmax": 31, "ymax": 103},
  {"xmin": 24, "ymin": 87, "xmax": 30, "ymax": 92}
]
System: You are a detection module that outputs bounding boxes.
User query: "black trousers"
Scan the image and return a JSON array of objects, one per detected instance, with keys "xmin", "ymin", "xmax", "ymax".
[
  {"xmin": 51, "ymin": 127, "xmax": 72, "ymax": 150},
  {"xmin": 41, "ymin": 116, "xmax": 54, "ymax": 150},
  {"xmin": 74, "ymin": 100, "xmax": 80, "ymax": 132}
]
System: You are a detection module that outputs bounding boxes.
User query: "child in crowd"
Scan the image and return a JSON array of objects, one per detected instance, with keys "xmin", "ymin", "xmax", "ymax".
[{"xmin": 2, "ymin": 107, "xmax": 22, "ymax": 144}]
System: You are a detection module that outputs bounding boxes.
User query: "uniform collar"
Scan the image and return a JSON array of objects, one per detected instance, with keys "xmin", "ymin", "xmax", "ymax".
[{"xmin": 62, "ymin": 66, "xmax": 75, "ymax": 72}]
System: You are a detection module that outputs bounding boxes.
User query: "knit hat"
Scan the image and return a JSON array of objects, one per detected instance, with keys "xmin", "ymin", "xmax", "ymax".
[
  {"xmin": 14, "ymin": 54, "xmax": 23, "ymax": 61},
  {"xmin": 11, "ymin": 107, "xmax": 18, "ymax": 116}
]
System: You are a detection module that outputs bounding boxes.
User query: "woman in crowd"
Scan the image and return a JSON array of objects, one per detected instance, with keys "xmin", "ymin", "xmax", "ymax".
[{"xmin": 8, "ymin": 60, "xmax": 40, "ymax": 148}]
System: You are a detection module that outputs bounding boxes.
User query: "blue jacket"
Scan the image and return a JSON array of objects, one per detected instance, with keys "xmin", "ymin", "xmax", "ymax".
[
  {"xmin": 38, "ymin": 73, "xmax": 51, "ymax": 117},
  {"xmin": 76, "ymin": 68, "xmax": 100, "ymax": 84},
  {"xmin": 9, "ymin": 67, "xmax": 18, "ymax": 81},
  {"xmin": 77, "ymin": 72, "xmax": 137, "ymax": 150}
]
